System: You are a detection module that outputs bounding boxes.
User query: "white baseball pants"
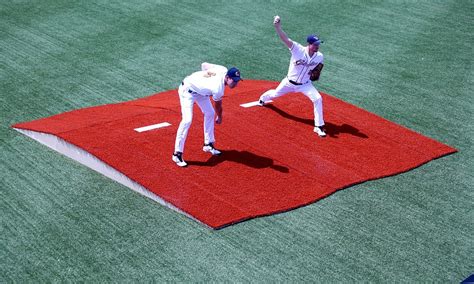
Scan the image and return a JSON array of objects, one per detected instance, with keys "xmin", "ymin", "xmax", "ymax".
[
  {"xmin": 174, "ymin": 83, "xmax": 215, "ymax": 153},
  {"xmin": 259, "ymin": 77, "xmax": 325, "ymax": 127}
]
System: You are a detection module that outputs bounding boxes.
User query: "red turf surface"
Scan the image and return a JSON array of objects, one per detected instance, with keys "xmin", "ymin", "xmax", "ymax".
[{"xmin": 13, "ymin": 80, "xmax": 457, "ymax": 228}]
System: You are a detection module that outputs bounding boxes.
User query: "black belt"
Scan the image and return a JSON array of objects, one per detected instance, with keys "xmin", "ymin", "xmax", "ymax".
[
  {"xmin": 181, "ymin": 81, "xmax": 198, "ymax": 94},
  {"xmin": 289, "ymin": 79, "xmax": 303, "ymax": 85}
]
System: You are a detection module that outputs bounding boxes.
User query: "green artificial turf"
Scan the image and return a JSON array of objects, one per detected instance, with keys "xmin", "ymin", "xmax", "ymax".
[{"xmin": 1, "ymin": 0, "xmax": 473, "ymax": 281}]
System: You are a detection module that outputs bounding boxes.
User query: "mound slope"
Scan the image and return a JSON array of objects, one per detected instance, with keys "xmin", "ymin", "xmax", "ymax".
[{"xmin": 13, "ymin": 80, "xmax": 457, "ymax": 228}]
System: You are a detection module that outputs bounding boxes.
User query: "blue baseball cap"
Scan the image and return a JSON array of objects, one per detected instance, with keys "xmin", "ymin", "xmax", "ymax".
[
  {"xmin": 227, "ymin": 67, "xmax": 242, "ymax": 82},
  {"xmin": 307, "ymin": 34, "xmax": 323, "ymax": 45}
]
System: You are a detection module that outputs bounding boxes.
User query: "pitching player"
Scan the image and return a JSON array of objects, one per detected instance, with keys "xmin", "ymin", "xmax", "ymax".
[
  {"xmin": 259, "ymin": 15, "xmax": 327, "ymax": 137},
  {"xmin": 172, "ymin": 63, "xmax": 242, "ymax": 167}
]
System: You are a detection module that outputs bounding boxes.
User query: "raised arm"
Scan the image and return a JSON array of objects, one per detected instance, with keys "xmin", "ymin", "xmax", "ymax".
[{"xmin": 273, "ymin": 16, "xmax": 293, "ymax": 49}]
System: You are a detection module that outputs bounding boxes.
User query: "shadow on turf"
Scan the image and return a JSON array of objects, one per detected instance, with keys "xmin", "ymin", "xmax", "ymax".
[
  {"xmin": 266, "ymin": 104, "xmax": 368, "ymax": 138},
  {"xmin": 187, "ymin": 150, "xmax": 289, "ymax": 173}
]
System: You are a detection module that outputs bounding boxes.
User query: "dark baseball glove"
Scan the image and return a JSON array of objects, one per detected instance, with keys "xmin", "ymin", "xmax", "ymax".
[{"xmin": 310, "ymin": 63, "xmax": 324, "ymax": 81}]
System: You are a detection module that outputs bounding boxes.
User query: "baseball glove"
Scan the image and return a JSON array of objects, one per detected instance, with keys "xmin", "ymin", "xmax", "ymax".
[{"xmin": 310, "ymin": 63, "xmax": 324, "ymax": 81}]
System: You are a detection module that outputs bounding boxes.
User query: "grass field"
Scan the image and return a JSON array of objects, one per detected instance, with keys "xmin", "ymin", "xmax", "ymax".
[{"xmin": 1, "ymin": 0, "xmax": 473, "ymax": 281}]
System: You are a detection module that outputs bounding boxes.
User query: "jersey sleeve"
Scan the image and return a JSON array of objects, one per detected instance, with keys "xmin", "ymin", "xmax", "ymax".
[
  {"xmin": 212, "ymin": 95, "xmax": 223, "ymax": 102},
  {"xmin": 211, "ymin": 69, "xmax": 227, "ymax": 101},
  {"xmin": 212, "ymin": 89, "xmax": 224, "ymax": 102},
  {"xmin": 289, "ymin": 40, "xmax": 301, "ymax": 54}
]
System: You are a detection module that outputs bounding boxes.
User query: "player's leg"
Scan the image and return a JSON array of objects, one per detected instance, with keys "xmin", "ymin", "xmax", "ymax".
[
  {"xmin": 301, "ymin": 84, "xmax": 326, "ymax": 137},
  {"xmin": 259, "ymin": 78, "xmax": 293, "ymax": 105},
  {"xmin": 173, "ymin": 86, "xmax": 194, "ymax": 166},
  {"xmin": 196, "ymin": 96, "xmax": 221, "ymax": 155}
]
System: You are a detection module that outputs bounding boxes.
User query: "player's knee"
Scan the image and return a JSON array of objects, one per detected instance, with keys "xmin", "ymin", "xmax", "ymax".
[
  {"xmin": 180, "ymin": 118, "xmax": 193, "ymax": 128},
  {"xmin": 204, "ymin": 109, "xmax": 215, "ymax": 118},
  {"xmin": 310, "ymin": 94, "xmax": 322, "ymax": 104}
]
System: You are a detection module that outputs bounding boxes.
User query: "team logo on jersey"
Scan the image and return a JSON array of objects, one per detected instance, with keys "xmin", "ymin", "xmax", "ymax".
[
  {"xmin": 295, "ymin": 59, "xmax": 306, "ymax": 66},
  {"xmin": 204, "ymin": 71, "xmax": 216, "ymax": 78},
  {"xmin": 295, "ymin": 59, "xmax": 320, "ymax": 67}
]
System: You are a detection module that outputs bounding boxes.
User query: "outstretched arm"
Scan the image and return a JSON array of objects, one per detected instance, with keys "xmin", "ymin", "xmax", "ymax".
[{"xmin": 273, "ymin": 15, "xmax": 293, "ymax": 49}]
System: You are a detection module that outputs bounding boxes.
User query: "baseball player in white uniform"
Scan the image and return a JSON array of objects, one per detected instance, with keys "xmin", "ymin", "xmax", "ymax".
[
  {"xmin": 259, "ymin": 15, "xmax": 327, "ymax": 137},
  {"xmin": 172, "ymin": 62, "xmax": 242, "ymax": 167}
]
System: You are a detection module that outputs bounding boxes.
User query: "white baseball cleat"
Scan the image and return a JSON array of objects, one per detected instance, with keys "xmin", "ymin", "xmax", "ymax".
[
  {"xmin": 258, "ymin": 99, "xmax": 265, "ymax": 106},
  {"xmin": 314, "ymin": 126, "xmax": 327, "ymax": 137},
  {"xmin": 172, "ymin": 152, "xmax": 188, "ymax": 167},
  {"xmin": 203, "ymin": 143, "xmax": 221, "ymax": 155}
]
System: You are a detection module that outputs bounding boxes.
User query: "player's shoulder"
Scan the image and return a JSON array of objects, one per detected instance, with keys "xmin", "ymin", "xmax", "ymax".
[
  {"xmin": 209, "ymin": 65, "xmax": 228, "ymax": 74},
  {"xmin": 290, "ymin": 40, "xmax": 303, "ymax": 51}
]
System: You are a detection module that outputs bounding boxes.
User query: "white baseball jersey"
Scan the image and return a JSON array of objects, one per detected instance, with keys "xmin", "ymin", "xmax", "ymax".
[
  {"xmin": 287, "ymin": 40, "xmax": 324, "ymax": 84},
  {"xmin": 182, "ymin": 65, "xmax": 228, "ymax": 102}
]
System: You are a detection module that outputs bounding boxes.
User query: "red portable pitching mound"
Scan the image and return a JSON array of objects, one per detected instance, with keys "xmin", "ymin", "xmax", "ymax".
[{"xmin": 13, "ymin": 80, "xmax": 457, "ymax": 229}]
